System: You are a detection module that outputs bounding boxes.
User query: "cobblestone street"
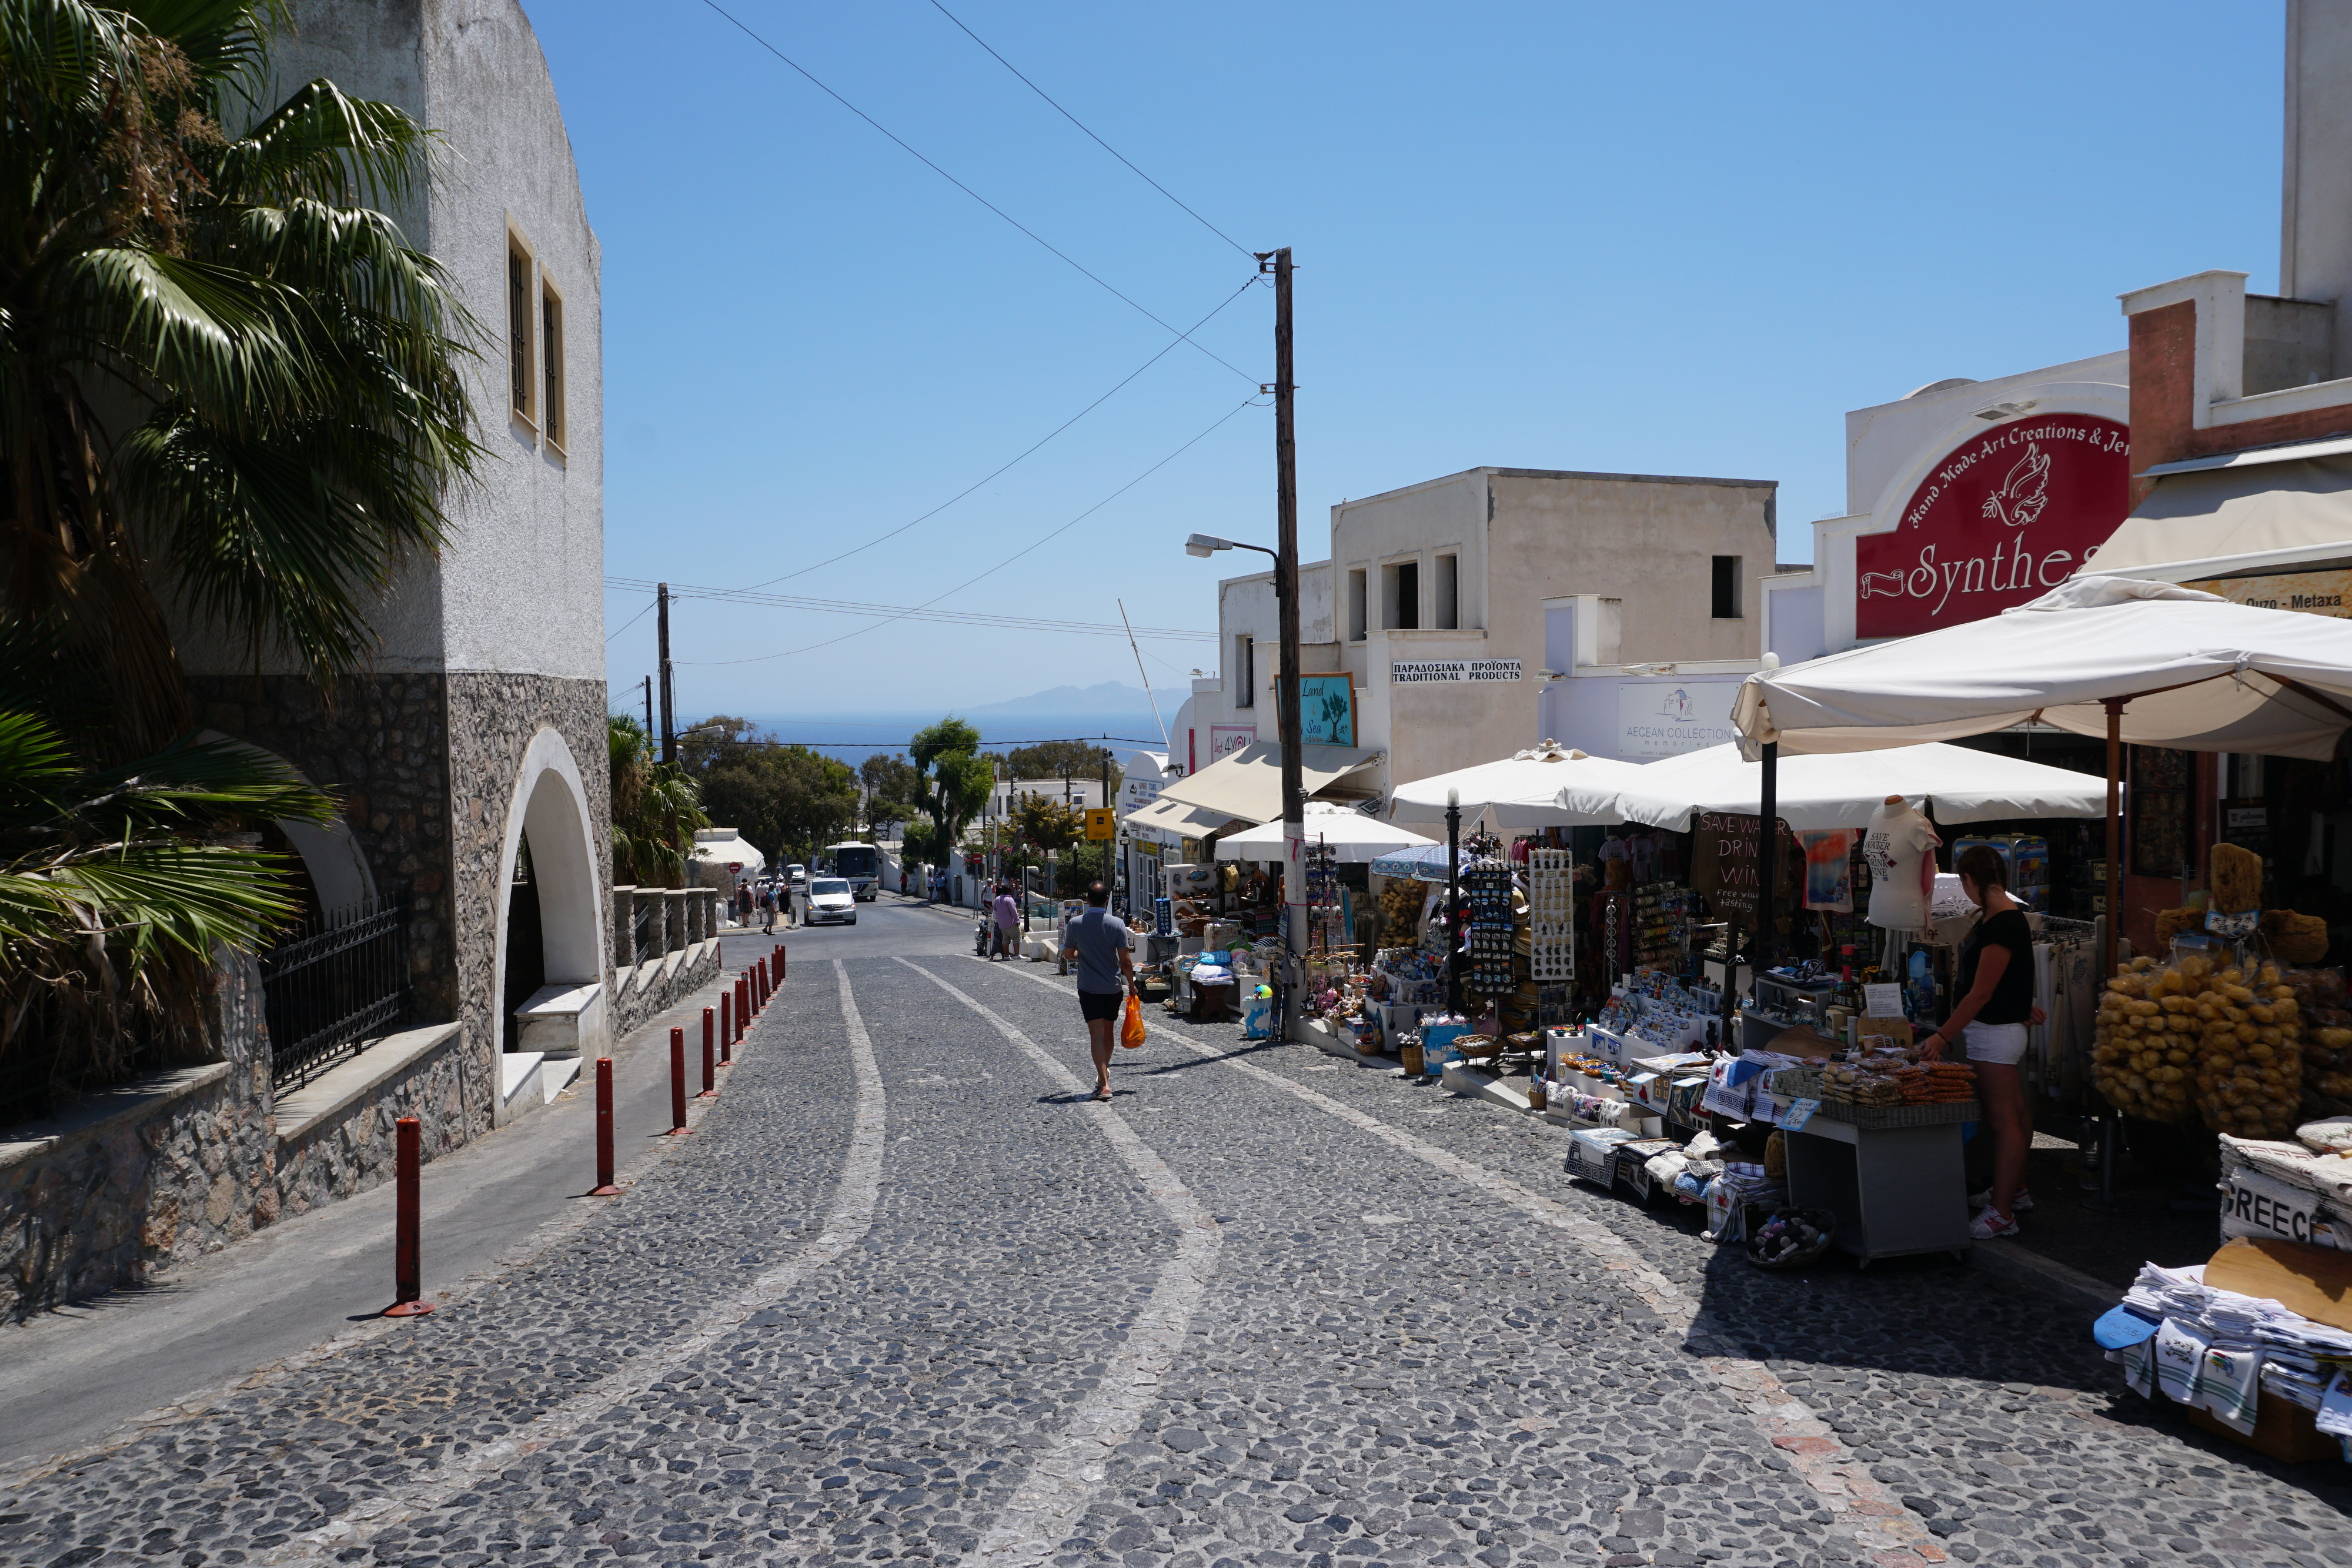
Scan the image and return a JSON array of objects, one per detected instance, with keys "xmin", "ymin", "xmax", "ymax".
[{"xmin": 5, "ymin": 901, "xmax": 2349, "ymax": 1568}]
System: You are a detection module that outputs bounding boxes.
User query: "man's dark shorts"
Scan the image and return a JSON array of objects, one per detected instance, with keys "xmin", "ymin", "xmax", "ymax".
[{"xmin": 1079, "ymin": 989, "xmax": 1123, "ymax": 1024}]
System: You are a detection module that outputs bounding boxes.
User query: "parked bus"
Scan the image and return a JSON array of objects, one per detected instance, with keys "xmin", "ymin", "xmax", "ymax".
[{"xmin": 823, "ymin": 841, "xmax": 881, "ymax": 901}]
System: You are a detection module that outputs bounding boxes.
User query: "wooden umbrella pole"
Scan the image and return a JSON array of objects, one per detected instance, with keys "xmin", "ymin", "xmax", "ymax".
[
  {"xmin": 2101, "ymin": 696, "xmax": 2124, "ymax": 1211},
  {"xmin": 2103, "ymin": 698, "xmax": 2123, "ymax": 982}
]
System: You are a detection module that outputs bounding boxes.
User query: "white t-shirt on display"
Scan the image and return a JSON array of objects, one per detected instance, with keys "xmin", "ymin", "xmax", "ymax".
[{"xmin": 1863, "ymin": 805, "xmax": 1940, "ymax": 930}]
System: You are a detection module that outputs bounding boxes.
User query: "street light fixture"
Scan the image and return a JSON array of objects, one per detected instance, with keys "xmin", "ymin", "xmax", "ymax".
[{"xmin": 1185, "ymin": 532, "xmax": 1275, "ymax": 562}]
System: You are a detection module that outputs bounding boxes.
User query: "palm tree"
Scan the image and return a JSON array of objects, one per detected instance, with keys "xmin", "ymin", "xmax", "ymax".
[
  {"xmin": 0, "ymin": 616, "xmax": 332, "ymax": 1115},
  {"xmin": 2, "ymin": 0, "xmax": 481, "ymax": 750},
  {"xmin": 609, "ymin": 714, "xmax": 706, "ymax": 888}
]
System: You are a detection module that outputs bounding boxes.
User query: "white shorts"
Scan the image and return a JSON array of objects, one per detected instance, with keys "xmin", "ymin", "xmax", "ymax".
[{"xmin": 1963, "ymin": 1020, "xmax": 2029, "ymax": 1065}]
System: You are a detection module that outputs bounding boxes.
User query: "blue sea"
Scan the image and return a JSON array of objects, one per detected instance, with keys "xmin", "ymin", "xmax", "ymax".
[{"xmin": 730, "ymin": 710, "xmax": 1172, "ymax": 768}]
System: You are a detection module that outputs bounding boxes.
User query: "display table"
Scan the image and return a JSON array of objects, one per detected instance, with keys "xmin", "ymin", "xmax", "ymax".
[{"xmin": 1782, "ymin": 1106, "xmax": 1975, "ymax": 1265}]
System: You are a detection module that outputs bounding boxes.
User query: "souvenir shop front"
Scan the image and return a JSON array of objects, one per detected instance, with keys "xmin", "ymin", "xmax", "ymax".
[
  {"xmin": 1738, "ymin": 581, "xmax": 2352, "ymax": 1460},
  {"xmin": 1359, "ymin": 736, "xmax": 2116, "ymax": 1269}
]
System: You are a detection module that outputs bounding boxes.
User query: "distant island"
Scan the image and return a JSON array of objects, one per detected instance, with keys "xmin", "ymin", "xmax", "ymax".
[{"xmin": 963, "ymin": 681, "xmax": 1161, "ymax": 718}]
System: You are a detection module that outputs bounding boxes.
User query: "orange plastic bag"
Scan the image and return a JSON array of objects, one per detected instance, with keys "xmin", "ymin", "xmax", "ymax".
[{"xmin": 1120, "ymin": 992, "xmax": 1147, "ymax": 1049}]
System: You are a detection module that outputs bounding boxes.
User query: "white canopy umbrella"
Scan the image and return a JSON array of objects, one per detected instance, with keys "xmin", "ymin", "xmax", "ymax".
[
  {"xmin": 1731, "ymin": 576, "xmax": 2352, "ymax": 761},
  {"xmin": 1731, "ymin": 574, "xmax": 2352, "ymax": 988},
  {"xmin": 1213, "ymin": 802, "xmax": 1439, "ymax": 865},
  {"xmin": 1558, "ymin": 741, "xmax": 2109, "ymax": 833},
  {"xmin": 1391, "ymin": 741, "xmax": 1650, "ymax": 828}
]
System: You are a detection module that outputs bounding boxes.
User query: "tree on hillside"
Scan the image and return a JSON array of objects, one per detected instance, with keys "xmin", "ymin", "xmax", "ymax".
[
  {"xmin": 910, "ymin": 717, "xmax": 993, "ymax": 855},
  {"xmin": 2, "ymin": 1, "xmax": 481, "ymax": 748},
  {"xmin": 858, "ymin": 753, "xmax": 923, "ymax": 831},
  {"xmin": 1011, "ymin": 791, "xmax": 1083, "ymax": 854},
  {"xmin": 680, "ymin": 717, "xmax": 858, "ymax": 862}
]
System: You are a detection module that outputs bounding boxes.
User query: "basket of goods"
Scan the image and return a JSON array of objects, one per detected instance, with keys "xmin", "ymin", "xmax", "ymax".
[
  {"xmin": 1746, "ymin": 1206, "xmax": 1838, "ymax": 1270},
  {"xmin": 1458, "ymin": 1033, "xmax": 1505, "ymax": 1061},
  {"xmin": 2094, "ymin": 949, "xmax": 2304, "ymax": 1136}
]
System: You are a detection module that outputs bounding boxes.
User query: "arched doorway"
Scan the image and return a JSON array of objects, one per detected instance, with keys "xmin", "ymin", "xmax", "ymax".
[
  {"xmin": 492, "ymin": 729, "xmax": 607, "ymax": 1069},
  {"xmin": 500, "ymin": 835, "xmax": 544, "ymax": 1054}
]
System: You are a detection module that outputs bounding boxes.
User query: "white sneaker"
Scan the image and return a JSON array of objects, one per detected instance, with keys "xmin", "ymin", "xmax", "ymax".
[
  {"xmin": 1970, "ymin": 1187, "xmax": 2033, "ymax": 1212},
  {"xmin": 1970, "ymin": 1208, "xmax": 2022, "ymax": 1240}
]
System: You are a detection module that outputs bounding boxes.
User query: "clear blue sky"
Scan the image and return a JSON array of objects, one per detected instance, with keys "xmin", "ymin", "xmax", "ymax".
[{"xmin": 546, "ymin": 1, "xmax": 2285, "ymax": 719}]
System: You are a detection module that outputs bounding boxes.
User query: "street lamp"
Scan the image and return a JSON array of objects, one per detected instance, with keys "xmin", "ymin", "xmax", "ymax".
[{"xmin": 1179, "ymin": 528, "xmax": 1304, "ymax": 1039}]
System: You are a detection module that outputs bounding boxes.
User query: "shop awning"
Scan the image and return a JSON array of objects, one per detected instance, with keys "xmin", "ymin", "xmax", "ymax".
[
  {"xmin": 1212, "ymin": 801, "xmax": 1438, "ymax": 864},
  {"xmin": 1123, "ymin": 794, "xmax": 1243, "ymax": 847},
  {"xmin": 2080, "ymin": 453, "xmax": 2352, "ymax": 581},
  {"xmin": 1556, "ymin": 741, "xmax": 2109, "ymax": 833},
  {"xmin": 1732, "ymin": 576, "xmax": 2352, "ymax": 760},
  {"xmin": 1390, "ymin": 742, "xmax": 1648, "ymax": 828},
  {"xmin": 1151, "ymin": 740, "xmax": 1382, "ymax": 823}
]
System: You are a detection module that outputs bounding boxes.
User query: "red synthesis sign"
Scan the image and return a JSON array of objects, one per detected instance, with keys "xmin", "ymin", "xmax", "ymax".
[{"xmin": 1855, "ymin": 415, "xmax": 2130, "ymax": 638}]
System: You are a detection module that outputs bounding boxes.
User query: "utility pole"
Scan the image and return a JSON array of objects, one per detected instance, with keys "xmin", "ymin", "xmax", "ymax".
[
  {"xmin": 1258, "ymin": 246, "xmax": 1305, "ymax": 1043},
  {"xmin": 657, "ymin": 583, "xmax": 676, "ymax": 765},
  {"xmin": 642, "ymin": 675, "xmax": 653, "ymax": 737}
]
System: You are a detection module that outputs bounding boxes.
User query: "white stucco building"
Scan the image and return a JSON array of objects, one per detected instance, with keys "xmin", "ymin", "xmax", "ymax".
[{"xmin": 1169, "ymin": 466, "xmax": 1783, "ymax": 811}]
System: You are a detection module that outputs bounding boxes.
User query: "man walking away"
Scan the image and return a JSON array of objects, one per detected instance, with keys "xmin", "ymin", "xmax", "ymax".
[
  {"xmin": 993, "ymin": 883, "xmax": 1020, "ymax": 961},
  {"xmin": 760, "ymin": 882, "xmax": 776, "ymax": 934},
  {"xmin": 1061, "ymin": 882, "xmax": 1134, "ymax": 1101}
]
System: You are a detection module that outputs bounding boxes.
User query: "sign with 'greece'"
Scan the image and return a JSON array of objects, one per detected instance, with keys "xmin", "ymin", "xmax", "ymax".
[
  {"xmin": 1618, "ymin": 682, "xmax": 1737, "ymax": 758},
  {"xmin": 1392, "ymin": 659, "xmax": 1522, "ymax": 684}
]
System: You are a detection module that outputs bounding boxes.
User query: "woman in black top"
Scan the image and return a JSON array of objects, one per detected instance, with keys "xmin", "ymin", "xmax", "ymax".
[{"xmin": 1920, "ymin": 844, "xmax": 2045, "ymax": 1239}]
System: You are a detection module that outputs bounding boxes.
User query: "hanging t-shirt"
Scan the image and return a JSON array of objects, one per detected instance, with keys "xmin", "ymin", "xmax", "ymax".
[{"xmin": 1863, "ymin": 806, "xmax": 1940, "ymax": 930}]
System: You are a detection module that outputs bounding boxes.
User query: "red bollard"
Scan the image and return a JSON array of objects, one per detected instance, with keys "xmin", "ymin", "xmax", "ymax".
[
  {"xmin": 778, "ymin": 942, "xmax": 787, "ymax": 980},
  {"xmin": 667, "ymin": 1026, "xmax": 693, "ymax": 1135},
  {"xmin": 719, "ymin": 991, "xmax": 731, "ymax": 1055},
  {"xmin": 383, "ymin": 1116, "xmax": 434, "ymax": 1316},
  {"xmin": 734, "ymin": 977, "xmax": 749, "ymax": 1041},
  {"xmin": 713, "ymin": 1002, "xmax": 730, "ymax": 1066},
  {"xmin": 759, "ymin": 957, "xmax": 772, "ymax": 1008},
  {"xmin": 698, "ymin": 1009, "xmax": 717, "ymax": 1099},
  {"xmin": 590, "ymin": 1057, "xmax": 622, "ymax": 1195}
]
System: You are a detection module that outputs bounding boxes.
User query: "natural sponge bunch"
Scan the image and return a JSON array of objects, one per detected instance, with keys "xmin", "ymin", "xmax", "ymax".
[{"xmin": 2094, "ymin": 951, "xmax": 2307, "ymax": 1135}]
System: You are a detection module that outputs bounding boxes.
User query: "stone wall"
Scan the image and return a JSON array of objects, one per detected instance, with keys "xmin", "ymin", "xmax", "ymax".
[
  {"xmin": 445, "ymin": 672, "xmax": 609, "ymax": 1139},
  {"xmin": 0, "ymin": 958, "xmax": 276, "ymax": 1321},
  {"xmin": 273, "ymin": 1026, "xmax": 473, "ymax": 1219},
  {"xmin": 192, "ymin": 673, "xmax": 458, "ymax": 1024}
]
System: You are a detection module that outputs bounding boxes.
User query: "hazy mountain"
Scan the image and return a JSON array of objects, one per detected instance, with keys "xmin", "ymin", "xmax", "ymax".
[{"xmin": 964, "ymin": 682, "xmax": 1160, "ymax": 717}]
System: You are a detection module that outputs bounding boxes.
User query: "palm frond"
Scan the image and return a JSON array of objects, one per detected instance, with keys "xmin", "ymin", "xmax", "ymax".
[
  {"xmin": 44, "ymin": 248, "xmax": 317, "ymax": 429},
  {"xmin": 211, "ymin": 76, "xmax": 430, "ymax": 208},
  {"xmin": 0, "ymin": 0, "xmax": 145, "ymax": 111}
]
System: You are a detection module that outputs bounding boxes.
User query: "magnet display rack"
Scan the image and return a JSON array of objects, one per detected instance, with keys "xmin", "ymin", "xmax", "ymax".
[
  {"xmin": 1462, "ymin": 862, "xmax": 1516, "ymax": 995},
  {"xmin": 1526, "ymin": 848, "xmax": 1575, "ymax": 982}
]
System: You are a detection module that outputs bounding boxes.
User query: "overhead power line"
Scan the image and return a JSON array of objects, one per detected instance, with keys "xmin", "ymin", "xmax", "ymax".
[
  {"xmin": 660, "ymin": 733, "xmax": 1165, "ymax": 751},
  {"xmin": 698, "ymin": 0, "xmax": 1256, "ymax": 384},
  {"xmin": 604, "ymin": 579, "xmax": 1215, "ymax": 643},
  {"xmin": 675, "ymin": 392, "xmax": 1263, "ymax": 668},
  {"xmin": 736, "ymin": 273, "xmax": 1258, "ymax": 595},
  {"xmin": 924, "ymin": 0, "xmax": 1254, "ymax": 259}
]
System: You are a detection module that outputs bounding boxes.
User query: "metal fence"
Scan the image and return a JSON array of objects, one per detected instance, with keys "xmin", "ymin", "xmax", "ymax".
[{"xmin": 260, "ymin": 897, "xmax": 410, "ymax": 1089}]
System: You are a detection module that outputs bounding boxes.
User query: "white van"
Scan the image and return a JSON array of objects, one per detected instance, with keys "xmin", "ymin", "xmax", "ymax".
[{"xmin": 806, "ymin": 877, "xmax": 857, "ymax": 926}]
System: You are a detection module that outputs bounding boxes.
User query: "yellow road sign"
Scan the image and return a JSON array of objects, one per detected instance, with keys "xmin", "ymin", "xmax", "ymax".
[{"xmin": 1084, "ymin": 808, "xmax": 1116, "ymax": 841}]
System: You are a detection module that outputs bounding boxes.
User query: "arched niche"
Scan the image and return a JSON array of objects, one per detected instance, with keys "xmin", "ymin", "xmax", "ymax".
[{"xmin": 196, "ymin": 730, "xmax": 377, "ymax": 918}]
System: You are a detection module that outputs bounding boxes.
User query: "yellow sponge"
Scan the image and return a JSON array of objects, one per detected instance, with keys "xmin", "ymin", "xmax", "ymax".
[
  {"xmin": 2262, "ymin": 908, "xmax": 2331, "ymax": 964},
  {"xmin": 2211, "ymin": 842, "xmax": 2264, "ymax": 915}
]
